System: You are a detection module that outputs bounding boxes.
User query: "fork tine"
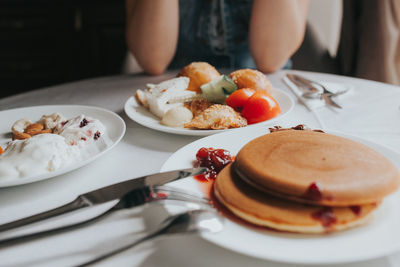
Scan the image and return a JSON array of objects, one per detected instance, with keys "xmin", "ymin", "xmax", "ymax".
[
  {"xmin": 115, "ymin": 185, "xmax": 210, "ymax": 210},
  {"xmin": 153, "ymin": 186, "xmax": 210, "ymax": 205}
]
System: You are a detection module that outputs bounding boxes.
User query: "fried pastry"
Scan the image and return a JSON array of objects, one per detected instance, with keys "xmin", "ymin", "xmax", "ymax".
[
  {"xmin": 184, "ymin": 104, "xmax": 247, "ymax": 130},
  {"xmin": 186, "ymin": 98, "xmax": 212, "ymax": 117}
]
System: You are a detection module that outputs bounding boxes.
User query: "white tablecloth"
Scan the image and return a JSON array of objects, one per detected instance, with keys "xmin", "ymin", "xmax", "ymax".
[{"xmin": 0, "ymin": 70, "xmax": 399, "ymax": 267}]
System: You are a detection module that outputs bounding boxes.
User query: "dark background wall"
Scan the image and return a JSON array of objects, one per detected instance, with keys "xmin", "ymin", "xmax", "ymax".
[
  {"xmin": 0, "ymin": 0, "xmax": 127, "ymax": 98},
  {"xmin": 1, "ymin": 1, "xmax": 344, "ymax": 99}
]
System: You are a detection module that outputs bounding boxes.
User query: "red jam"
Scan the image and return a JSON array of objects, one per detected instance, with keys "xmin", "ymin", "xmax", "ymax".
[
  {"xmin": 194, "ymin": 147, "xmax": 233, "ymax": 181},
  {"xmin": 303, "ymin": 182, "xmax": 323, "ymax": 201},
  {"xmin": 350, "ymin": 205, "xmax": 362, "ymax": 216},
  {"xmin": 311, "ymin": 207, "xmax": 337, "ymax": 227}
]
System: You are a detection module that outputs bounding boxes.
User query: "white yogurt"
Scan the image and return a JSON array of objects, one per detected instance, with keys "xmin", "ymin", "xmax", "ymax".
[
  {"xmin": 0, "ymin": 134, "xmax": 80, "ymax": 180},
  {"xmin": 0, "ymin": 113, "xmax": 111, "ymax": 181}
]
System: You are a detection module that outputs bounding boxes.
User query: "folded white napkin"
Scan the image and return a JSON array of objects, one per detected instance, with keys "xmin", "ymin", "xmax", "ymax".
[{"xmin": 282, "ymin": 75, "xmax": 353, "ymax": 110}]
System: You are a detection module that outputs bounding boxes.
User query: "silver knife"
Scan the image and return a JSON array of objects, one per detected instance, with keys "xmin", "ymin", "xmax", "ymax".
[
  {"xmin": 0, "ymin": 167, "xmax": 206, "ymax": 232},
  {"xmin": 286, "ymin": 73, "xmax": 320, "ymax": 94},
  {"xmin": 0, "ymin": 185, "xmax": 210, "ymax": 246}
]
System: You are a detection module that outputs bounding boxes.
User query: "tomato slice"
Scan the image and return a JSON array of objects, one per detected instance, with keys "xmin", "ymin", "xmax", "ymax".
[
  {"xmin": 0, "ymin": 146, "xmax": 3, "ymax": 155},
  {"xmin": 225, "ymin": 88, "xmax": 256, "ymax": 108},
  {"xmin": 241, "ymin": 91, "xmax": 281, "ymax": 124}
]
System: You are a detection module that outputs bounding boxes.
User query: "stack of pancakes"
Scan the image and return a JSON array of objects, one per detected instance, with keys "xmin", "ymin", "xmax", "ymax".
[{"xmin": 214, "ymin": 129, "xmax": 400, "ymax": 233}]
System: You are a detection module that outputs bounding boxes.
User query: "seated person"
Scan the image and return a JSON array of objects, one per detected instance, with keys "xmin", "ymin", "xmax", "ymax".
[{"xmin": 126, "ymin": 0, "xmax": 309, "ymax": 75}]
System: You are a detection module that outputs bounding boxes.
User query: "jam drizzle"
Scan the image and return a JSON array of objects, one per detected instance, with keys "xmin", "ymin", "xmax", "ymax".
[
  {"xmin": 303, "ymin": 182, "xmax": 323, "ymax": 201},
  {"xmin": 311, "ymin": 207, "xmax": 337, "ymax": 227},
  {"xmin": 350, "ymin": 205, "xmax": 362, "ymax": 216}
]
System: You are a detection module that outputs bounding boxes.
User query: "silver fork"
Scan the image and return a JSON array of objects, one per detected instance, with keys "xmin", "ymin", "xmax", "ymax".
[
  {"xmin": 292, "ymin": 74, "xmax": 343, "ymax": 109},
  {"xmin": 76, "ymin": 209, "xmax": 223, "ymax": 267},
  {"xmin": 0, "ymin": 185, "xmax": 210, "ymax": 247}
]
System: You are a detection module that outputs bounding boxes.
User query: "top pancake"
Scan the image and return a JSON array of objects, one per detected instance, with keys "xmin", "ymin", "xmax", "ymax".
[{"xmin": 235, "ymin": 130, "xmax": 400, "ymax": 206}]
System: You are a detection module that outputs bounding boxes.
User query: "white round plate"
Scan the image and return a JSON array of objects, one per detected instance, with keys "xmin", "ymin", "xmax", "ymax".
[
  {"xmin": 161, "ymin": 126, "xmax": 400, "ymax": 265},
  {"xmin": 124, "ymin": 88, "xmax": 294, "ymax": 136},
  {"xmin": 0, "ymin": 105, "xmax": 126, "ymax": 187}
]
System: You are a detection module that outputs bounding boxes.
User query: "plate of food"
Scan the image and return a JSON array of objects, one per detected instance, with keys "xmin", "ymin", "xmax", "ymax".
[
  {"xmin": 124, "ymin": 62, "xmax": 294, "ymax": 136},
  {"xmin": 0, "ymin": 105, "xmax": 126, "ymax": 187},
  {"xmin": 161, "ymin": 125, "xmax": 400, "ymax": 264}
]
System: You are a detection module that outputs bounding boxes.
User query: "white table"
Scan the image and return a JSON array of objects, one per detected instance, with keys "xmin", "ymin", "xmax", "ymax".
[{"xmin": 0, "ymin": 70, "xmax": 399, "ymax": 267}]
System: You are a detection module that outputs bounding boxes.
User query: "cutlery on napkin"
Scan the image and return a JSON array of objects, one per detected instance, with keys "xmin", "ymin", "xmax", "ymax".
[{"xmin": 283, "ymin": 73, "xmax": 353, "ymax": 110}]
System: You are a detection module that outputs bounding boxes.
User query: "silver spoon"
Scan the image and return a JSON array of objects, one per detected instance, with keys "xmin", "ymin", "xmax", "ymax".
[{"xmin": 77, "ymin": 209, "xmax": 224, "ymax": 266}]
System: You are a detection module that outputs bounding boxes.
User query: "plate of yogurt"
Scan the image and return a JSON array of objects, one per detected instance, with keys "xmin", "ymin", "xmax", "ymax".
[{"xmin": 0, "ymin": 105, "xmax": 126, "ymax": 187}]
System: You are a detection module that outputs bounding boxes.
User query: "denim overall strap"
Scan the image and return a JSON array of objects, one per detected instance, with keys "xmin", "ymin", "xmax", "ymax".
[{"xmin": 169, "ymin": 0, "xmax": 290, "ymax": 70}]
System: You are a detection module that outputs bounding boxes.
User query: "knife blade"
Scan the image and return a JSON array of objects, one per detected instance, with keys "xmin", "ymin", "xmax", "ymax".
[
  {"xmin": 81, "ymin": 167, "xmax": 205, "ymax": 205},
  {"xmin": 0, "ymin": 167, "xmax": 206, "ymax": 232},
  {"xmin": 286, "ymin": 73, "xmax": 320, "ymax": 94},
  {"xmin": 289, "ymin": 74, "xmax": 323, "ymax": 93}
]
